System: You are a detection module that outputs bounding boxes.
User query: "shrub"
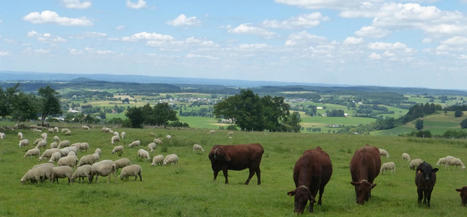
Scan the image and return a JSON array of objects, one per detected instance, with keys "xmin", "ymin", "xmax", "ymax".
[
  {"xmin": 455, "ymin": 110, "xmax": 463, "ymax": 118},
  {"xmin": 461, "ymin": 119, "xmax": 467, "ymax": 129}
]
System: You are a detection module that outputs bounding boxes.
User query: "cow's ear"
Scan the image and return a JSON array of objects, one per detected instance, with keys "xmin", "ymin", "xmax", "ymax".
[
  {"xmin": 287, "ymin": 190, "xmax": 295, "ymax": 196},
  {"xmin": 416, "ymin": 169, "xmax": 422, "ymax": 174},
  {"xmin": 456, "ymin": 189, "xmax": 462, "ymax": 192},
  {"xmin": 432, "ymin": 168, "xmax": 439, "ymax": 173},
  {"xmin": 208, "ymin": 153, "xmax": 213, "ymax": 160},
  {"xmin": 371, "ymin": 183, "xmax": 377, "ymax": 189}
]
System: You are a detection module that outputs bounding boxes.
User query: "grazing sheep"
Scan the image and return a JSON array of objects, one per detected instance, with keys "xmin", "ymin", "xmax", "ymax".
[
  {"xmin": 77, "ymin": 142, "xmax": 89, "ymax": 152},
  {"xmin": 137, "ymin": 149, "xmax": 150, "ymax": 161},
  {"xmin": 128, "ymin": 140, "xmax": 141, "ymax": 148},
  {"xmin": 410, "ymin": 158, "xmax": 424, "ymax": 170},
  {"xmin": 49, "ymin": 151, "xmax": 62, "ymax": 162},
  {"xmin": 36, "ymin": 139, "xmax": 47, "ymax": 148},
  {"xmin": 39, "ymin": 148, "xmax": 60, "ymax": 161},
  {"xmin": 166, "ymin": 135, "xmax": 172, "ymax": 139},
  {"xmin": 112, "ymin": 145, "xmax": 124, "ymax": 156},
  {"xmin": 51, "ymin": 166, "xmax": 73, "ymax": 183},
  {"xmin": 53, "ymin": 136, "xmax": 60, "ymax": 142},
  {"xmin": 21, "ymin": 167, "xmax": 52, "ymax": 184},
  {"xmin": 59, "ymin": 146, "xmax": 79, "ymax": 156},
  {"xmin": 402, "ymin": 153, "xmax": 411, "ymax": 161},
  {"xmin": 48, "ymin": 128, "xmax": 54, "ymax": 133},
  {"xmin": 0, "ymin": 132, "xmax": 5, "ymax": 139},
  {"xmin": 378, "ymin": 148, "xmax": 390, "ymax": 158},
  {"xmin": 54, "ymin": 127, "xmax": 59, "ymax": 133},
  {"xmin": 163, "ymin": 154, "xmax": 178, "ymax": 165},
  {"xmin": 64, "ymin": 130, "xmax": 71, "ymax": 136},
  {"xmin": 82, "ymin": 125, "xmax": 90, "ymax": 130},
  {"xmin": 33, "ymin": 138, "xmax": 43, "ymax": 145},
  {"xmin": 147, "ymin": 142, "xmax": 157, "ymax": 152},
  {"xmin": 437, "ymin": 156, "xmax": 455, "ymax": 166},
  {"xmin": 78, "ymin": 148, "xmax": 101, "ymax": 166},
  {"xmin": 90, "ymin": 160, "xmax": 116, "ymax": 183},
  {"xmin": 19, "ymin": 139, "xmax": 29, "ymax": 148},
  {"xmin": 120, "ymin": 164, "xmax": 142, "ymax": 181},
  {"xmin": 113, "ymin": 131, "xmax": 119, "ymax": 138},
  {"xmin": 448, "ymin": 157, "xmax": 466, "ymax": 169},
  {"xmin": 193, "ymin": 144, "xmax": 204, "ymax": 152},
  {"xmin": 151, "ymin": 155, "xmax": 164, "ymax": 166},
  {"xmin": 101, "ymin": 127, "xmax": 110, "ymax": 132},
  {"xmin": 114, "ymin": 158, "xmax": 131, "ymax": 172},
  {"xmin": 41, "ymin": 133, "xmax": 47, "ymax": 140},
  {"xmin": 49, "ymin": 141, "xmax": 58, "ymax": 148},
  {"xmin": 71, "ymin": 165, "xmax": 92, "ymax": 183},
  {"xmin": 32, "ymin": 129, "xmax": 42, "ymax": 133},
  {"xmin": 61, "ymin": 128, "xmax": 70, "ymax": 133},
  {"xmin": 32, "ymin": 162, "xmax": 54, "ymax": 169},
  {"xmin": 24, "ymin": 147, "xmax": 40, "ymax": 158},
  {"xmin": 209, "ymin": 130, "xmax": 216, "ymax": 134},
  {"xmin": 58, "ymin": 140, "xmax": 71, "ymax": 148},
  {"xmin": 153, "ymin": 138, "xmax": 162, "ymax": 144},
  {"xmin": 57, "ymin": 154, "xmax": 78, "ymax": 167},
  {"xmin": 380, "ymin": 162, "xmax": 396, "ymax": 174},
  {"xmin": 121, "ymin": 132, "xmax": 126, "ymax": 140},
  {"xmin": 18, "ymin": 132, "xmax": 23, "ymax": 140},
  {"xmin": 111, "ymin": 135, "xmax": 120, "ymax": 145}
]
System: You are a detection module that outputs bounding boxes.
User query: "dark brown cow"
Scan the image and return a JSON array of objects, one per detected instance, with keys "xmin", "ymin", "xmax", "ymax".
[
  {"xmin": 456, "ymin": 186, "xmax": 467, "ymax": 206},
  {"xmin": 350, "ymin": 144, "xmax": 381, "ymax": 205},
  {"xmin": 208, "ymin": 143, "xmax": 264, "ymax": 185},
  {"xmin": 287, "ymin": 147, "xmax": 333, "ymax": 214},
  {"xmin": 415, "ymin": 162, "xmax": 438, "ymax": 207}
]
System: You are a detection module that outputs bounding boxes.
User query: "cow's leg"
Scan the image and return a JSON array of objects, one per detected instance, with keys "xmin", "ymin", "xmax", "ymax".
[
  {"xmin": 222, "ymin": 169, "xmax": 229, "ymax": 184},
  {"xmin": 213, "ymin": 169, "xmax": 219, "ymax": 181},
  {"xmin": 426, "ymin": 189, "xmax": 432, "ymax": 207},
  {"xmin": 256, "ymin": 167, "xmax": 261, "ymax": 185},
  {"xmin": 422, "ymin": 190, "xmax": 427, "ymax": 205},
  {"xmin": 245, "ymin": 168, "xmax": 255, "ymax": 185},
  {"xmin": 417, "ymin": 188, "xmax": 423, "ymax": 204},
  {"xmin": 318, "ymin": 186, "xmax": 325, "ymax": 205}
]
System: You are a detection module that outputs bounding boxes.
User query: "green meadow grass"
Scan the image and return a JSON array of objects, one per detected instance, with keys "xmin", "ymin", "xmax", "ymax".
[{"xmin": 0, "ymin": 126, "xmax": 466, "ymax": 217}]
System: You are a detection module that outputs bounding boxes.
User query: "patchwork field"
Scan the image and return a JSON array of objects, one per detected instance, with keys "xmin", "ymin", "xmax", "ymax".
[{"xmin": 0, "ymin": 126, "xmax": 466, "ymax": 216}]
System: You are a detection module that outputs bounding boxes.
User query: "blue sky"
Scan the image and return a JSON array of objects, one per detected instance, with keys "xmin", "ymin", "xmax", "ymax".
[{"xmin": 1, "ymin": 0, "xmax": 467, "ymax": 89}]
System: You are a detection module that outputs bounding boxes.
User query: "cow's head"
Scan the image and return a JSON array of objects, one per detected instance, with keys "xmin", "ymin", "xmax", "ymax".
[
  {"xmin": 208, "ymin": 146, "xmax": 230, "ymax": 162},
  {"xmin": 417, "ymin": 163, "xmax": 438, "ymax": 181},
  {"xmin": 351, "ymin": 179, "xmax": 376, "ymax": 204},
  {"xmin": 287, "ymin": 185, "xmax": 315, "ymax": 213},
  {"xmin": 456, "ymin": 187, "xmax": 467, "ymax": 206}
]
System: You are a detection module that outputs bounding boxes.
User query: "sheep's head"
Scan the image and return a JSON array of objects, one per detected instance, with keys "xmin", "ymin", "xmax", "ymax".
[
  {"xmin": 288, "ymin": 185, "xmax": 315, "ymax": 213},
  {"xmin": 351, "ymin": 180, "xmax": 376, "ymax": 204}
]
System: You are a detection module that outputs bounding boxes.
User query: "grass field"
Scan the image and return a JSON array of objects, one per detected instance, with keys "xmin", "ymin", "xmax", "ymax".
[{"xmin": 0, "ymin": 125, "xmax": 466, "ymax": 216}]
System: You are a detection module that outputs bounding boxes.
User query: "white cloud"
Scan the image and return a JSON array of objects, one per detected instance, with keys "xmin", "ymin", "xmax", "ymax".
[
  {"xmin": 238, "ymin": 43, "xmax": 268, "ymax": 49},
  {"xmin": 355, "ymin": 26, "xmax": 390, "ymax": 38},
  {"xmin": 126, "ymin": 0, "xmax": 147, "ymax": 9},
  {"xmin": 368, "ymin": 41, "xmax": 414, "ymax": 61},
  {"xmin": 70, "ymin": 47, "xmax": 114, "ymax": 55},
  {"xmin": 186, "ymin": 53, "xmax": 219, "ymax": 60},
  {"xmin": 368, "ymin": 42, "xmax": 412, "ymax": 52},
  {"xmin": 436, "ymin": 36, "xmax": 467, "ymax": 53},
  {"xmin": 168, "ymin": 14, "xmax": 201, "ymax": 27},
  {"xmin": 285, "ymin": 31, "xmax": 327, "ymax": 46},
  {"xmin": 122, "ymin": 32, "xmax": 174, "ymax": 42},
  {"xmin": 343, "ymin": 36, "xmax": 363, "ymax": 45},
  {"xmin": 27, "ymin": 30, "xmax": 67, "ymax": 43},
  {"xmin": 262, "ymin": 13, "xmax": 328, "ymax": 29},
  {"xmin": 115, "ymin": 25, "xmax": 125, "ymax": 31},
  {"xmin": 69, "ymin": 48, "xmax": 83, "ymax": 55},
  {"xmin": 274, "ymin": 0, "xmax": 370, "ymax": 10},
  {"xmin": 368, "ymin": 52, "xmax": 382, "ymax": 60},
  {"xmin": 422, "ymin": 38, "xmax": 432, "ymax": 43},
  {"xmin": 62, "ymin": 0, "xmax": 91, "ymax": 9},
  {"xmin": 228, "ymin": 24, "xmax": 276, "ymax": 38},
  {"xmin": 0, "ymin": 51, "xmax": 9, "ymax": 56},
  {"xmin": 23, "ymin": 10, "xmax": 92, "ymax": 26}
]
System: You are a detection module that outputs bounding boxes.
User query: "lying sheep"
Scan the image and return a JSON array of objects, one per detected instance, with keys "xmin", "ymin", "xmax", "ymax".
[
  {"xmin": 114, "ymin": 158, "xmax": 131, "ymax": 172},
  {"xmin": 137, "ymin": 149, "xmax": 150, "ymax": 161},
  {"xmin": 57, "ymin": 154, "xmax": 78, "ymax": 167},
  {"xmin": 402, "ymin": 153, "xmax": 411, "ymax": 161},
  {"xmin": 71, "ymin": 165, "xmax": 92, "ymax": 183},
  {"xmin": 78, "ymin": 148, "xmax": 101, "ymax": 166},
  {"xmin": 51, "ymin": 166, "xmax": 73, "ymax": 183},
  {"xmin": 111, "ymin": 135, "xmax": 120, "ymax": 145},
  {"xmin": 147, "ymin": 142, "xmax": 157, "ymax": 152},
  {"xmin": 82, "ymin": 125, "xmax": 90, "ymax": 130},
  {"xmin": 61, "ymin": 128, "xmax": 70, "ymax": 133},
  {"xmin": 120, "ymin": 164, "xmax": 142, "ymax": 181},
  {"xmin": 24, "ymin": 147, "xmax": 40, "ymax": 158},
  {"xmin": 112, "ymin": 145, "xmax": 124, "ymax": 156},
  {"xmin": 151, "ymin": 155, "xmax": 164, "ymax": 166},
  {"xmin": 19, "ymin": 139, "xmax": 29, "ymax": 148},
  {"xmin": 64, "ymin": 129, "xmax": 71, "ymax": 136},
  {"xmin": 18, "ymin": 132, "xmax": 23, "ymax": 140},
  {"xmin": 193, "ymin": 144, "xmax": 204, "ymax": 152},
  {"xmin": 410, "ymin": 158, "xmax": 424, "ymax": 170},
  {"xmin": 380, "ymin": 162, "xmax": 396, "ymax": 174},
  {"xmin": 90, "ymin": 160, "xmax": 116, "ymax": 183},
  {"xmin": 163, "ymin": 154, "xmax": 178, "ymax": 165},
  {"xmin": 49, "ymin": 151, "xmax": 62, "ymax": 162},
  {"xmin": 58, "ymin": 140, "xmax": 71, "ymax": 148},
  {"xmin": 39, "ymin": 148, "xmax": 60, "ymax": 161},
  {"xmin": 41, "ymin": 132, "xmax": 47, "ymax": 140},
  {"xmin": 378, "ymin": 148, "xmax": 390, "ymax": 158},
  {"xmin": 121, "ymin": 132, "xmax": 126, "ymax": 140},
  {"xmin": 128, "ymin": 140, "xmax": 141, "ymax": 148}
]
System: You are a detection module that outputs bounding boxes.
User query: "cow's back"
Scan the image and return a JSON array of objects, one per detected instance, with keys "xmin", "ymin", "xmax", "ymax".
[
  {"xmin": 294, "ymin": 147, "xmax": 332, "ymax": 186},
  {"xmin": 223, "ymin": 143, "xmax": 264, "ymax": 170},
  {"xmin": 350, "ymin": 145, "xmax": 381, "ymax": 182}
]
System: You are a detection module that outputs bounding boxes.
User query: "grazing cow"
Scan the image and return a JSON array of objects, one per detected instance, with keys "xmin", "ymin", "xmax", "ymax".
[
  {"xmin": 287, "ymin": 147, "xmax": 333, "ymax": 214},
  {"xmin": 350, "ymin": 145, "xmax": 381, "ymax": 205},
  {"xmin": 208, "ymin": 143, "xmax": 264, "ymax": 185},
  {"xmin": 456, "ymin": 186, "xmax": 467, "ymax": 206},
  {"xmin": 415, "ymin": 162, "xmax": 438, "ymax": 207}
]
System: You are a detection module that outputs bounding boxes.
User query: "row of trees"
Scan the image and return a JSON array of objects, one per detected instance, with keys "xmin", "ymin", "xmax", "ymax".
[{"xmin": 125, "ymin": 103, "xmax": 188, "ymax": 128}]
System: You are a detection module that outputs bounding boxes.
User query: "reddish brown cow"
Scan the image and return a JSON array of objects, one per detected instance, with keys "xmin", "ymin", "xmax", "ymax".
[
  {"xmin": 287, "ymin": 147, "xmax": 333, "ymax": 214},
  {"xmin": 456, "ymin": 186, "xmax": 467, "ymax": 206},
  {"xmin": 350, "ymin": 144, "xmax": 381, "ymax": 204},
  {"xmin": 208, "ymin": 143, "xmax": 264, "ymax": 185}
]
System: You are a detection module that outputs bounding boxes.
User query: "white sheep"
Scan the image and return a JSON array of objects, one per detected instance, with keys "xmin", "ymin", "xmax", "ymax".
[
  {"xmin": 112, "ymin": 145, "xmax": 124, "ymax": 156},
  {"xmin": 19, "ymin": 139, "xmax": 29, "ymax": 148},
  {"xmin": 77, "ymin": 142, "xmax": 89, "ymax": 152},
  {"xmin": 82, "ymin": 125, "xmax": 90, "ymax": 130},
  {"xmin": 151, "ymin": 155, "xmax": 164, "ymax": 166},
  {"xmin": 54, "ymin": 127, "xmax": 59, "ymax": 133},
  {"xmin": 51, "ymin": 166, "xmax": 73, "ymax": 183},
  {"xmin": 401, "ymin": 153, "xmax": 411, "ymax": 161},
  {"xmin": 193, "ymin": 144, "xmax": 205, "ymax": 152},
  {"xmin": 137, "ymin": 149, "xmax": 150, "ymax": 161},
  {"xmin": 39, "ymin": 148, "xmax": 60, "ymax": 161},
  {"xmin": 78, "ymin": 148, "xmax": 101, "ymax": 166},
  {"xmin": 147, "ymin": 142, "xmax": 157, "ymax": 152},
  {"xmin": 227, "ymin": 131, "xmax": 234, "ymax": 136},
  {"xmin": 33, "ymin": 138, "xmax": 43, "ymax": 145},
  {"xmin": 41, "ymin": 132, "xmax": 47, "ymax": 140},
  {"xmin": 57, "ymin": 154, "xmax": 78, "ymax": 167},
  {"xmin": 113, "ymin": 131, "xmax": 119, "ymax": 138},
  {"xmin": 64, "ymin": 130, "xmax": 71, "ymax": 136},
  {"xmin": 24, "ymin": 147, "xmax": 40, "ymax": 158},
  {"xmin": 90, "ymin": 160, "xmax": 116, "ymax": 183},
  {"xmin": 61, "ymin": 128, "xmax": 70, "ymax": 133},
  {"xmin": 32, "ymin": 162, "xmax": 54, "ymax": 169},
  {"xmin": 121, "ymin": 132, "xmax": 126, "ymax": 140},
  {"xmin": 437, "ymin": 156, "xmax": 456, "ymax": 166},
  {"xmin": 111, "ymin": 135, "xmax": 120, "ymax": 145},
  {"xmin": 71, "ymin": 165, "xmax": 92, "ymax": 183},
  {"xmin": 447, "ymin": 157, "xmax": 465, "ymax": 169},
  {"xmin": 53, "ymin": 136, "xmax": 60, "ymax": 142},
  {"xmin": 114, "ymin": 158, "xmax": 131, "ymax": 172},
  {"xmin": 378, "ymin": 148, "xmax": 390, "ymax": 158},
  {"xmin": 163, "ymin": 154, "xmax": 179, "ymax": 165},
  {"xmin": 18, "ymin": 132, "xmax": 23, "ymax": 140},
  {"xmin": 21, "ymin": 166, "xmax": 53, "ymax": 184},
  {"xmin": 49, "ymin": 141, "xmax": 58, "ymax": 148},
  {"xmin": 32, "ymin": 129, "xmax": 42, "ymax": 133},
  {"xmin": 120, "ymin": 164, "xmax": 142, "ymax": 181},
  {"xmin": 409, "ymin": 158, "xmax": 424, "ymax": 170},
  {"xmin": 37, "ymin": 139, "xmax": 47, "ymax": 148},
  {"xmin": 166, "ymin": 135, "xmax": 172, "ymax": 139},
  {"xmin": 0, "ymin": 132, "xmax": 5, "ymax": 139},
  {"xmin": 59, "ymin": 146, "xmax": 78, "ymax": 156},
  {"xmin": 49, "ymin": 151, "xmax": 62, "ymax": 162},
  {"xmin": 128, "ymin": 140, "xmax": 141, "ymax": 148},
  {"xmin": 48, "ymin": 128, "xmax": 54, "ymax": 133},
  {"xmin": 58, "ymin": 140, "xmax": 71, "ymax": 148},
  {"xmin": 380, "ymin": 162, "xmax": 396, "ymax": 174},
  {"xmin": 153, "ymin": 138, "xmax": 162, "ymax": 144}
]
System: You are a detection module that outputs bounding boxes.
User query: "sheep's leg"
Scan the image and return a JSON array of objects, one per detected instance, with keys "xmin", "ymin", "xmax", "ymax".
[
  {"xmin": 417, "ymin": 188, "xmax": 423, "ymax": 204},
  {"xmin": 245, "ymin": 168, "xmax": 255, "ymax": 185},
  {"xmin": 256, "ymin": 168, "xmax": 261, "ymax": 185},
  {"xmin": 222, "ymin": 168, "xmax": 229, "ymax": 184},
  {"xmin": 134, "ymin": 175, "xmax": 137, "ymax": 181},
  {"xmin": 139, "ymin": 172, "xmax": 142, "ymax": 182}
]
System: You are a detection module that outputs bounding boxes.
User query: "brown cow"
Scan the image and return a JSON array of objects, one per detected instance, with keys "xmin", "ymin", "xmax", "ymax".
[
  {"xmin": 456, "ymin": 186, "xmax": 467, "ymax": 206},
  {"xmin": 287, "ymin": 147, "xmax": 333, "ymax": 214},
  {"xmin": 350, "ymin": 144, "xmax": 381, "ymax": 204},
  {"xmin": 208, "ymin": 143, "xmax": 264, "ymax": 185}
]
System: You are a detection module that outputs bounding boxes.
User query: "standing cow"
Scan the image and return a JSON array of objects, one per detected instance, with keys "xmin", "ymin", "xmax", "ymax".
[
  {"xmin": 287, "ymin": 147, "xmax": 333, "ymax": 214},
  {"xmin": 208, "ymin": 143, "xmax": 264, "ymax": 185},
  {"xmin": 350, "ymin": 144, "xmax": 381, "ymax": 205},
  {"xmin": 456, "ymin": 186, "xmax": 467, "ymax": 206},
  {"xmin": 415, "ymin": 162, "xmax": 438, "ymax": 207}
]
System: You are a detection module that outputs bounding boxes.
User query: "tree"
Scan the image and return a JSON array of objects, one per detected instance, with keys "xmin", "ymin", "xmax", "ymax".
[
  {"xmin": 11, "ymin": 93, "xmax": 39, "ymax": 122},
  {"xmin": 454, "ymin": 110, "xmax": 463, "ymax": 118},
  {"xmin": 415, "ymin": 119, "xmax": 424, "ymax": 130},
  {"xmin": 0, "ymin": 84, "xmax": 19, "ymax": 118},
  {"xmin": 461, "ymin": 119, "xmax": 467, "ymax": 129},
  {"xmin": 151, "ymin": 103, "xmax": 177, "ymax": 126},
  {"xmin": 283, "ymin": 112, "xmax": 302, "ymax": 132},
  {"xmin": 38, "ymin": 86, "xmax": 61, "ymax": 126},
  {"xmin": 126, "ymin": 107, "xmax": 144, "ymax": 128}
]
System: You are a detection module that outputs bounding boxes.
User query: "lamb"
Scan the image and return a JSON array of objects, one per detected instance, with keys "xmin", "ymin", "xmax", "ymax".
[
  {"xmin": 36, "ymin": 139, "xmax": 47, "ymax": 148},
  {"xmin": 49, "ymin": 151, "xmax": 62, "ymax": 162},
  {"xmin": 147, "ymin": 142, "xmax": 157, "ymax": 152},
  {"xmin": 410, "ymin": 158, "xmax": 424, "ymax": 170},
  {"xmin": 39, "ymin": 148, "xmax": 59, "ymax": 161},
  {"xmin": 54, "ymin": 127, "xmax": 59, "ymax": 133},
  {"xmin": 111, "ymin": 135, "xmax": 120, "ymax": 145},
  {"xmin": 402, "ymin": 153, "xmax": 411, "ymax": 161},
  {"xmin": 19, "ymin": 139, "xmax": 29, "ymax": 148},
  {"xmin": 114, "ymin": 158, "xmax": 131, "ymax": 172},
  {"xmin": 49, "ymin": 141, "xmax": 58, "ymax": 148},
  {"xmin": 0, "ymin": 132, "xmax": 5, "ymax": 139},
  {"xmin": 153, "ymin": 138, "xmax": 162, "ymax": 144},
  {"xmin": 24, "ymin": 147, "xmax": 40, "ymax": 158},
  {"xmin": 82, "ymin": 125, "xmax": 90, "ymax": 130},
  {"xmin": 51, "ymin": 166, "xmax": 73, "ymax": 183},
  {"xmin": 18, "ymin": 132, "xmax": 23, "ymax": 140},
  {"xmin": 193, "ymin": 144, "xmax": 204, "ymax": 152},
  {"xmin": 58, "ymin": 140, "xmax": 71, "ymax": 148},
  {"xmin": 112, "ymin": 145, "xmax": 124, "ymax": 156},
  {"xmin": 437, "ymin": 156, "xmax": 455, "ymax": 166},
  {"xmin": 163, "ymin": 154, "xmax": 178, "ymax": 165},
  {"xmin": 378, "ymin": 148, "xmax": 390, "ymax": 158},
  {"xmin": 128, "ymin": 140, "xmax": 141, "ymax": 148},
  {"xmin": 121, "ymin": 132, "xmax": 126, "ymax": 140},
  {"xmin": 120, "ymin": 164, "xmax": 142, "ymax": 181},
  {"xmin": 78, "ymin": 148, "xmax": 101, "ymax": 166},
  {"xmin": 380, "ymin": 162, "xmax": 396, "ymax": 174},
  {"xmin": 90, "ymin": 160, "xmax": 116, "ymax": 183},
  {"xmin": 151, "ymin": 155, "xmax": 164, "ymax": 166},
  {"xmin": 71, "ymin": 165, "xmax": 92, "ymax": 183},
  {"xmin": 447, "ymin": 157, "xmax": 466, "ymax": 169},
  {"xmin": 137, "ymin": 149, "xmax": 150, "ymax": 161},
  {"xmin": 41, "ymin": 132, "xmax": 47, "ymax": 140},
  {"xmin": 57, "ymin": 154, "xmax": 78, "ymax": 167}
]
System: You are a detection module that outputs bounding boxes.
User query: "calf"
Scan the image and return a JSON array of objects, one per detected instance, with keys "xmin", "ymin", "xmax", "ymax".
[
  {"xmin": 415, "ymin": 162, "xmax": 438, "ymax": 207},
  {"xmin": 208, "ymin": 143, "xmax": 264, "ymax": 185},
  {"xmin": 350, "ymin": 145, "xmax": 381, "ymax": 204},
  {"xmin": 456, "ymin": 186, "xmax": 467, "ymax": 206},
  {"xmin": 287, "ymin": 147, "xmax": 333, "ymax": 214}
]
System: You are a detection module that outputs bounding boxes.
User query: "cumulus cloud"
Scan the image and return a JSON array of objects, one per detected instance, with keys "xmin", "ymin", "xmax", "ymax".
[
  {"xmin": 355, "ymin": 26, "xmax": 390, "ymax": 38},
  {"xmin": 168, "ymin": 14, "xmax": 201, "ymax": 27},
  {"xmin": 186, "ymin": 53, "xmax": 219, "ymax": 60},
  {"xmin": 274, "ymin": 0, "xmax": 369, "ymax": 10},
  {"xmin": 368, "ymin": 52, "xmax": 382, "ymax": 60},
  {"xmin": 368, "ymin": 41, "xmax": 414, "ymax": 61},
  {"xmin": 262, "ymin": 13, "xmax": 328, "ymax": 29},
  {"xmin": 228, "ymin": 24, "xmax": 276, "ymax": 38},
  {"xmin": 238, "ymin": 43, "xmax": 268, "ymax": 49},
  {"xmin": 70, "ymin": 47, "xmax": 114, "ymax": 55},
  {"xmin": 436, "ymin": 36, "xmax": 467, "ymax": 53},
  {"xmin": 343, "ymin": 36, "xmax": 363, "ymax": 45},
  {"xmin": 27, "ymin": 30, "xmax": 67, "ymax": 43},
  {"xmin": 285, "ymin": 31, "xmax": 327, "ymax": 46},
  {"xmin": 122, "ymin": 32, "xmax": 174, "ymax": 42},
  {"xmin": 115, "ymin": 25, "xmax": 125, "ymax": 31},
  {"xmin": 126, "ymin": 0, "xmax": 147, "ymax": 9},
  {"xmin": 0, "ymin": 50, "xmax": 9, "ymax": 56},
  {"xmin": 23, "ymin": 10, "xmax": 92, "ymax": 26},
  {"xmin": 62, "ymin": 0, "xmax": 91, "ymax": 9}
]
